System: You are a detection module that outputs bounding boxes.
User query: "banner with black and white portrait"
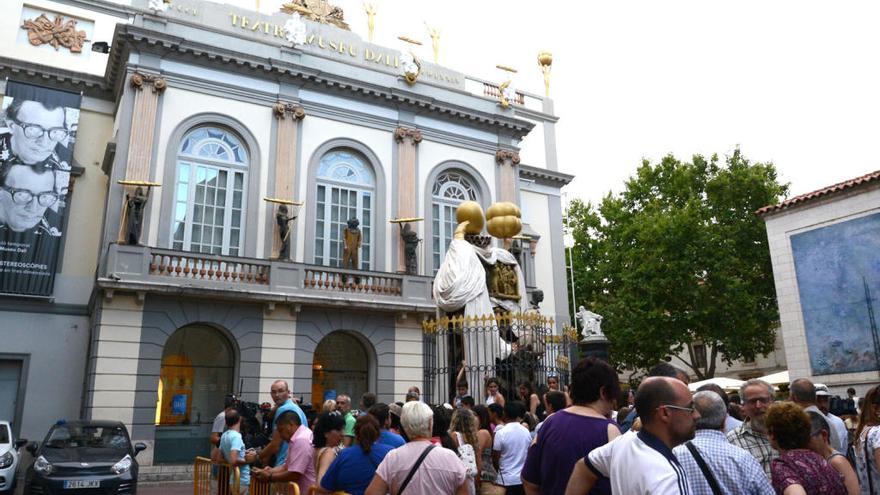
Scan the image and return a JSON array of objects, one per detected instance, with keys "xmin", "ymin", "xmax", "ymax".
[{"xmin": 0, "ymin": 80, "xmax": 80, "ymax": 296}]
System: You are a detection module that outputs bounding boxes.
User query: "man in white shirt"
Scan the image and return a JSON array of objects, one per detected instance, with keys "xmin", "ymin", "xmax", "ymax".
[
  {"xmin": 493, "ymin": 400, "xmax": 532, "ymax": 495},
  {"xmin": 815, "ymin": 384, "xmax": 850, "ymax": 453},
  {"xmin": 565, "ymin": 377, "xmax": 699, "ymax": 494}
]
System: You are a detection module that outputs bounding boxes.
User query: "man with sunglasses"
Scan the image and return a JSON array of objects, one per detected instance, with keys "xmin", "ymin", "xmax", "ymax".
[
  {"xmin": 566, "ymin": 376, "xmax": 698, "ymax": 494},
  {"xmin": 726, "ymin": 379, "xmax": 778, "ymax": 479},
  {"xmin": 0, "ymin": 99, "xmax": 70, "ymax": 233}
]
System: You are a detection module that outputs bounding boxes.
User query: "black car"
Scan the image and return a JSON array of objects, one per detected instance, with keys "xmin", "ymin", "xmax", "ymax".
[{"xmin": 24, "ymin": 420, "xmax": 146, "ymax": 494}]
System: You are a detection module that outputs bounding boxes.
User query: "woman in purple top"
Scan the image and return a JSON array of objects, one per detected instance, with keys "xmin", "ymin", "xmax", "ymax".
[
  {"xmin": 765, "ymin": 401, "xmax": 846, "ymax": 495},
  {"xmin": 521, "ymin": 357, "xmax": 621, "ymax": 495}
]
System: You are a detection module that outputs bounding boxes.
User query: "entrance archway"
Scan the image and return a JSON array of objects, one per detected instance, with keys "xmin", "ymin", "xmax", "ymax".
[
  {"xmin": 154, "ymin": 324, "xmax": 235, "ymax": 463},
  {"xmin": 311, "ymin": 332, "xmax": 371, "ymax": 406}
]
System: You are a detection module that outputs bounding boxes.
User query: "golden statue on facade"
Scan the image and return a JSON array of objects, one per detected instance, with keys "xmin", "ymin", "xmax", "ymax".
[
  {"xmin": 364, "ymin": 2, "xmax": 377, "ymax": 41},
  {"xmin": 281, "ymin": 0, "xmax": 350, "ymax": 30}
]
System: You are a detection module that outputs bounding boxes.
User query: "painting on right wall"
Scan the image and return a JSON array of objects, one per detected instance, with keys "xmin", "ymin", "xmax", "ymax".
[{"xmin": 790, "ymin": 212, "xmax": 880, "ymax": 375}]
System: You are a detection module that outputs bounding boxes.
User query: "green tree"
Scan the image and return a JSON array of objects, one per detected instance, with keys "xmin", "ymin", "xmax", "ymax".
[{"xmin": 565, "ymin": 149, "xmax": 788, "ymax": 380}]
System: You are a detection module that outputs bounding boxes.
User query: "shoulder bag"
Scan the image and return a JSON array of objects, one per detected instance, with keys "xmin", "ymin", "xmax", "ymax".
[
  {"xmin": 397, "ymin": 444, "xmax": 436, "ymax": 495},
  {"xmin": 685, "ymin": 441, "xmax": 723, "ymax": 495}
]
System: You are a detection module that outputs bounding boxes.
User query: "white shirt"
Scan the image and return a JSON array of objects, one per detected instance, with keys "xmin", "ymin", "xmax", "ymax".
[
  {"xmin": 587, "ymin": 430, "xmax": 691, "ymax": 494},
  {"xmin": 804, "ymin": 405, "xmax": 847, "ymax": 453},
  {"xmin": 826, "ymin": 412, "xmax": 849, "ymax": 453},
  {"xmin": 493, "ymin": 422, "xmax": 531, "ymax": 486}
]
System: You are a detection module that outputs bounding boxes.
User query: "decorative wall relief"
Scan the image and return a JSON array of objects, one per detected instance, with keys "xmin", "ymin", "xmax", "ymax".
[{"xmin": 20, "ymin": 13, "xmax": 87, "ymax": 53}]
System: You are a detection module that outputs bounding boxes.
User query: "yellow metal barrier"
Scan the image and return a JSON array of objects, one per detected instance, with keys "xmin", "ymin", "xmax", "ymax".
[
  {"xmin": 249, "ymin": 477, "xmax": 300, "ymax": 495},
  {"xmin": 193, "ymin": 456, "xmax": 240, "ymax": 495}
]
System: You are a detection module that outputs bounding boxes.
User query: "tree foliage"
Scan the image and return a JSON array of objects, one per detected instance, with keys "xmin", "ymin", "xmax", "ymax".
[{"xmin": 566, "ymin": 150, "xmax": 788, "ymax": 380}]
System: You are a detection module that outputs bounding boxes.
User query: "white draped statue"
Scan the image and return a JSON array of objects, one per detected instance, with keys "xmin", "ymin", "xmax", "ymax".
[{"xmin": 432, "ymin": 222, "xmax": 530, "ymax": 366}]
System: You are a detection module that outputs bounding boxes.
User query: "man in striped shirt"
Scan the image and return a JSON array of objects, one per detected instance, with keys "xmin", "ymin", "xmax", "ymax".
[{"xmin": 566, "ymin": 377, "xmax": 698, "ymax": 494}]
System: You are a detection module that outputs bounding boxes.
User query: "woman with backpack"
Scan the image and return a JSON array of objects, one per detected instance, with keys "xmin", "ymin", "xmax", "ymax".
[{"xmin": 449, "ymin": 408, "xmax": 482, "ymax": 495}]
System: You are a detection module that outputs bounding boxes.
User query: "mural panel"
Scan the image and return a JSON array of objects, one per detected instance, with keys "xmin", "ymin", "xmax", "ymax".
[{"xmin": 791, "ymin": 212, "xmax": 880, "ymax": 375}]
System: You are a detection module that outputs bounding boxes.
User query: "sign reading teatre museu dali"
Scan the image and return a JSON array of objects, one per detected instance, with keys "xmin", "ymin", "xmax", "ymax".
[{"xmin": 143, "ymin": 0, "xmax": 465, "ymax": 90}]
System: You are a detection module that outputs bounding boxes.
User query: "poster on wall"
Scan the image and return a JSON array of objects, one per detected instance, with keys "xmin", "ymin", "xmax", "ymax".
[
  {"xmin": 791, "ymin": 212, "xmax": 880, "ymax": 375},
  {"xmin": 0, "ymin": 80, "xmax": 80, "ymax": 296}
]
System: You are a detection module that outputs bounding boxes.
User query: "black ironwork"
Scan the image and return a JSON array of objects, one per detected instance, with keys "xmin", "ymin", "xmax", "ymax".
[{"xmin": 421, "ymin": 313, "xmax": 577, "ymax": 405}]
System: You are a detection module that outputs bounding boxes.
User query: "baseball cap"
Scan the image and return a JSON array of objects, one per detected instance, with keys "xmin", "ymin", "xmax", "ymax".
[{"xmin": 814, "ymin": 384, "xmax": 831, "ymax": 397}]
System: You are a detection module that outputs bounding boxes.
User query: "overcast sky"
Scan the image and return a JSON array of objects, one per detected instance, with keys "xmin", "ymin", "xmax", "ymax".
[{"xmin": 236, "ymin": 0, "xmax": 880, "ymax": 206}]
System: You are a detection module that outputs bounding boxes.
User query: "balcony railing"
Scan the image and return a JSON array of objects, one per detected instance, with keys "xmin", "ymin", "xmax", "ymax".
[
  {"xmin": 102, "ymin": 244, "xmax": 435, "ymax": 312},
  {"xmin": 149, "ymin": 251, "xmax": 270, "ymax": 285},
  {"xmin": 482, "ymin": 82, "xmax": 525, "ymax": 105}
]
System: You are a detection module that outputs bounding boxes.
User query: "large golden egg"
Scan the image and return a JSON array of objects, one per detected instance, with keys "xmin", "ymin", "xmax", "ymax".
[
  {"xmin": 486, "ymin": 202, "xmax": 522, "ymax": 238},
  {"xmin": 487, "ymin": 214, "xmax": 522, "ymax": 239},
  {"xmin": 456, "ymin": 201, "xmax": 485, "ymax": 234}
]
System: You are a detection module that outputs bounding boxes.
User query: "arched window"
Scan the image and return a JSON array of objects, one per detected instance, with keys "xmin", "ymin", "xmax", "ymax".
[
  {"xmin": 314, "ymin": 149, "xmax": 375, "ymax": 270},
  {"xmin": 432, "ymin": 171, "xmax": 479, "ymax": 272},
  {"xmin": 171, "ymin": 127, "xmax": 248, "ymax": 256}
]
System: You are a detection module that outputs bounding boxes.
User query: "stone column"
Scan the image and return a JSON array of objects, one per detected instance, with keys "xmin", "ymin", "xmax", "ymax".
[
  {"xmin": 271, "ymin": 102, "xmax": 306, "ymax": 258},
  {"xmin": 495, "ymin": 150, "xmax": 520, "ymax": 204},
  {"xmin": 394, "ymin": 127, "xmax": 422, "ymax": 272},
  {"xmin": 117, "ymin": 72, "xmax": 166, "ymax": 243}
]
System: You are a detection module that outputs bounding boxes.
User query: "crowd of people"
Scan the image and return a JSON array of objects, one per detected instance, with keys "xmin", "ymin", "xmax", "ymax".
[{"xmin": 208, "ymin": 361, "xmax": 880, "ymax": 495}]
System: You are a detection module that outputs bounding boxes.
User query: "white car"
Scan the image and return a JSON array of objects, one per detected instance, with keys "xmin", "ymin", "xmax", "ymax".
[{"xmin": 0, "ymin": 421, "xmax": 26, "ymax": 495}]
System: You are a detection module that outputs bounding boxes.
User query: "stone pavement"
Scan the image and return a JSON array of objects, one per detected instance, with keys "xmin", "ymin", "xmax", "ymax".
[{"xmin": 140, "ymin": 481, "xmax": 193, "ymax": 494}]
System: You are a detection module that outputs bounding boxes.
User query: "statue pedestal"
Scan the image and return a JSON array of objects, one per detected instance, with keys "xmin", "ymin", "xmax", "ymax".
[{"xmin": 578, "ymin": 334, "xmax": 611, "ymax": 363}]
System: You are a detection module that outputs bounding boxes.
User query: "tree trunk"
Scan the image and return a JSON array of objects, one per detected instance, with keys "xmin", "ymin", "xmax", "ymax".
[
  {"xmin": 705, "ymin": 343, "xmax": 718, "ymax": 379},
  {"xmin": 683, "ymin": 343, "xmax": 706, "ymax": 381}
]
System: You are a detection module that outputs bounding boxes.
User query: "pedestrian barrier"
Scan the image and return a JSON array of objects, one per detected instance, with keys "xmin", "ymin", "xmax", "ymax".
[
  {"xmin": 250, "ymin": 476, "xmax": 300, "ymax": 495},
  {"xmin": 193, "ymin": 456, "xmax": 239, "ymax": 495}
]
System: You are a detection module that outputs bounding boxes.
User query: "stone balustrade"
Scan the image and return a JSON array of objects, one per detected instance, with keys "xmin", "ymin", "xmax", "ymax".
[{"xmin": 102, "ymin": 244, "xmax": 435, "ymax": 313}]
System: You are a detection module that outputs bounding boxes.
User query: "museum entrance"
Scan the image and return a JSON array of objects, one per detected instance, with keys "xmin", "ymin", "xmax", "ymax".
[
  {"xmin": 311, "ymin": 331, "xmax": 371, "ymax": 406},
  {"xmin": 153, "ymin": 324, "xmax": 235, "ymax": 463}
]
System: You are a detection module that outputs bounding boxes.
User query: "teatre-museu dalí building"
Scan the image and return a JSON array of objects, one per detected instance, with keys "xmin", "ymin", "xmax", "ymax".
[{"xmin": 0, "ymin": 0, "xmax": 573, "ymax": 464}]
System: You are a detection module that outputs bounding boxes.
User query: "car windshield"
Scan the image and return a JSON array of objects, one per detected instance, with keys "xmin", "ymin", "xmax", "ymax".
[
  {"xmin": 0, "ymin": 424, "xmax": 8, "ymax": 444},
  {"xmin": 45, "ymin": 425, "xmax": 129, "ymax": 450}
]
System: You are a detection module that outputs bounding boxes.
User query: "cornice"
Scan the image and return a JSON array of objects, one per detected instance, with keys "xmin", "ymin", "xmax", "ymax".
[
  {"xmin": 519, "ymin": 164, "xmax": 574, "ymax": 187},
  {"xmin": 110, "ymin": 24, "xmax": 536, "ymax": 138},
  {"xmin": 0, "ymin": 56, "xmax": 112, "ymax": 99}
]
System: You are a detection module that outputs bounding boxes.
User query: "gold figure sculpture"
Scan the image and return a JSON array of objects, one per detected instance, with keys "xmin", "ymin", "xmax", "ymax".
[
  {"xmin": 538, "ymin": 51, "xmax": 553, "ymax": 96},
  {"xmin": 342, "ymin": 217, "xmax": 362, "ymax": 269},
  {"xmin": 364, "ymin": 2, "xmax": 376, "ymax": 41},
  {"xmin": 21, "ymin": 14, "xmax": 87, "ymax": 53},
  {"xmin": 281, "ymin": 0, "xmax": 350, "ymax": 30},
  {"xmin": 487, "ymin": 263, "xmax": 520, "ymax": 301},
  {"xmin": 453, "ymin": 221, "xmax": 470, "ymax": 241},
  {"xmin": 425, "ymin": 23, "xmax": 441, "ymax": 63}
]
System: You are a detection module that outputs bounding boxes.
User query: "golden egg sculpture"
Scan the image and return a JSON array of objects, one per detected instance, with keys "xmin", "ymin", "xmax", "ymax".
[
  {"xmin": 486, "ymin": 201, "xmax": 522, "ymax": 238},
  {"xmin": 455, "ymin": 201, "xmax": 485, "ymax": 234}
]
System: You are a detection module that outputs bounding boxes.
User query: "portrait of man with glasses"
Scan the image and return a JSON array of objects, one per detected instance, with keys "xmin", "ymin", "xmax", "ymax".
[{"xmin": 0, "ymin": 97, "xmax": 73, "ymax": 235}]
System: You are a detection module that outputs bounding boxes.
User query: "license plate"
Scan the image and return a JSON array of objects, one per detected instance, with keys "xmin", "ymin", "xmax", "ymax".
[{"xmin": 63, "ymin": 480, "xmax": 100, "ymax": 489}]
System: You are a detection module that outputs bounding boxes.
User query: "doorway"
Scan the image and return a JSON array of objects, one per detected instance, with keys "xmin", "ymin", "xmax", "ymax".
[
  {"xmin": 311, "ymin": 332, "xmax": 371, "ymax": 406},
  {"xmin": 153, "ymin": 325, "xmax": 235, "ymax": 463}
]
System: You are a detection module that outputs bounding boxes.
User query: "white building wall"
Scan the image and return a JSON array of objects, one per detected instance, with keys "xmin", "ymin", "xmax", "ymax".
[
  {"xmin": 146, "ymin": 87, "xmax": 273, "ymax": 254},
  {"xmin": 394, "ymin": 319, "xmax": 424, "ymax": 401},
  {"xmin": 296, "ymin": 115, "xmax": 393, "ymax": 267},
  {"xmin": 0, "ymin": 0, "xmax": 124, "ymax": 76},
  {"xmin": 520, "ymin": 188, "xmax": 556, "ymax": 318},
  {"xmin": 765, "ymin": 185, "xmax": 880, "ymax": 396}
]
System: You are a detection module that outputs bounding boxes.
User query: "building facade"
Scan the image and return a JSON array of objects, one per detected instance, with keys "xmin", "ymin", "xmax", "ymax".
[
  {"xmin": 760, "ymin": 171, "xmax": 880, "ymax": 397},
  {"xmin": 0, "ymin": 0, "xmax": 572, "ymax": 464}
]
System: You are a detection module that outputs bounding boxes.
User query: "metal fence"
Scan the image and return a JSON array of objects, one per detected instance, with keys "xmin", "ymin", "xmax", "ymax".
[{"xmin": 422, "ymin": 313, "xmax": 577, "ymax": 404}]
